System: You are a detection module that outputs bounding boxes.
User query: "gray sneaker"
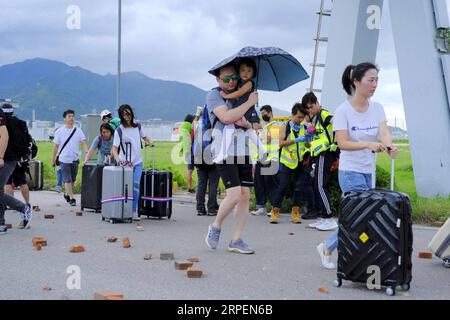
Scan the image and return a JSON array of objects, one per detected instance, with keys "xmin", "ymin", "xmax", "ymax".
[
  {"xmin": 228, "ymin": 239, "xmax": 255, "ymax": 254},
  {"xmin": 0, "ymin": 225, "xmax": 7, "ymax": 235},
  {"xmin": 205, "ymin": 224, "xmax": 221, "ymax": 249}
]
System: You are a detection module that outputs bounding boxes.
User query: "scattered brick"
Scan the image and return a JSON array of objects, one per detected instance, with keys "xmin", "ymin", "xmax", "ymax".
[
  {"xmin": 106, "ymin": 296, "xmax": 125, "ymax": 300},
  {"xmin": 94, "ymin": 292, "xmax": 124, "ymax": 300},
  {"xmin": 32, "ymin": 237, "xmax": 48, "ymax": 247},
  {"xmin": 175, "ymin": 261, "xmax": 194, "ymax": 270},
  {"xmin": 160, "ymin": 252, "xmax": 175, "ymax": 260},
  {"xmin": 107, "ymin": 236, "xmax": 118, "ymax": 243},
  {"xmin": 318, "ymin": 287, "xmax": 329, "ymax": 294},
  {"xmin": 143, "ymin": 253, "xmax": 152, "ymax": 260},
  {"xmin": 136, "ymin": 225, "xmax": 144, "ymax": 231},
  {"xmin": 43, "ymin": 286, "xmax": 52, "ymax": 291},
  {"xmin": 34, "ymin": 244, "xmax": 42, "ymax": 251},
  {"xmin": 122, "ymin": 237, "xmax": 131, "ymax": 248},
  {"xmin": 187, "ymin": 268, "xmax": 203, "ymax": 278},
  {"xmin": 432, "ymin": 221, "xmax": 444, "ymax": 228},
  {"xmin": 187, "ymin": 257, "xmax": 200, "ymax": 263},
  {"xmin": 44, "ymin": 214, "xmax": 54, "ymax": 219},
  {"xmin": 5, "ymin": 224, "xmax": 12, "ymax": 229},
  {"xmin": 288, "ymin": 231, "xmax": 295, "ymax": 235},
  {"xmin": 76, "ymin": 212, "xmax": 83, "ymax": 217},
  {"xmin": 33, "ymin": 205, "xmax": 41, "ymax": 212},
  {"xmin": 418, "ymin": 252, "xmax": 433, "ymax": 259},
  {"xmin": 70, "ymin": 246, "xmax": 85, "ymax": 253}
]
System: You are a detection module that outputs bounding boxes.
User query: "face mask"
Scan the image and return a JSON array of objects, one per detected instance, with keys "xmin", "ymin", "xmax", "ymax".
[
  {"xmin": 262, "ymin": 115, "xmax": 270, "ymax": 122},
  {"xmin": 290, "ymin": 120, "xmax": 300, "ymax": 131}
]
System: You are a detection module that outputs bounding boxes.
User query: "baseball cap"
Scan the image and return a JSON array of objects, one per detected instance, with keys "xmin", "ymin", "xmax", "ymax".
[
  {"xmin": 100, "ymin": 109, "xmax": 112, "ymax": 119},
  {"xmin": 1, "ymin": 103, "xmax": 14, "ymax": 114}
]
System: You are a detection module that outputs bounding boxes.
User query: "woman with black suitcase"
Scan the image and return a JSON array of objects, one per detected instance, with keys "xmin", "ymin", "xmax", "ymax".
[{"xmin": 316, "ymin": 62, "xmax": 398, "ymax": 269}]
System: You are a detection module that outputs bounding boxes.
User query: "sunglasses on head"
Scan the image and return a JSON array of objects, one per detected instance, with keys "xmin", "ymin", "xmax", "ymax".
[{"xmin": 220, "ymin": 73, "xmax": 239, "ymax": 84}]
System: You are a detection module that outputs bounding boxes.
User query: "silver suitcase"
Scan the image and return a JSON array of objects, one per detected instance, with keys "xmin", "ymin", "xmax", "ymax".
[
  {"xmin": 101, "ymin": 142, "xmax": 134, "ymax": 224},
  {"xmin": 428, "ymin": 218, "xmax": 450, "ymax": 268}
]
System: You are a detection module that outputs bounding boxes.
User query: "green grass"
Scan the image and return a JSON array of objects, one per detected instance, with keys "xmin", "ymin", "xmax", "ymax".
[
  {"xmin": 35, "ymin": 141, "xmax": 449, "ymax": 223},
  {"xmin": 377, "ymin": 144, "xmax": 450, "ymax": 223},
  {"xmin": 35, "ymin": 141, "xmax": 195, "ymax": 193}
]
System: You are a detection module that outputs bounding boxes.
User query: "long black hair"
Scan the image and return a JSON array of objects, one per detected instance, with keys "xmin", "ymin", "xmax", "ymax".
[
  {"xmin": 342, "ymin": 62, "xmax": 379, "ymax": 95},
  {"xmin": 118, "ymin": 104, "xmax": 138, "ymax": 128}
]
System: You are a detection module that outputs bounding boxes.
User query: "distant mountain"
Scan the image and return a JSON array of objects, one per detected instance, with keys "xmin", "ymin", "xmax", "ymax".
[{"xmin": 0, "ymin": 58, "xmax": 289, "ymax": 122}]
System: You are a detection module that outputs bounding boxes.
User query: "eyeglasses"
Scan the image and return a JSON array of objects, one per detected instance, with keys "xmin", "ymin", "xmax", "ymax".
[{"xmin": 220, "ymin": 73, "xmax": 239, "ymax": 84}]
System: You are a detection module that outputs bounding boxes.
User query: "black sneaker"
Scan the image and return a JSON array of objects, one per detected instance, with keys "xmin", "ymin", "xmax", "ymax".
[
  {"xmin": 197, "ymin": 208, "xmax": 207, "ymax": 216},
  {"xmin": 188, "ymin": 188, "xmax": 196, "ymax": 194},
  {"xmin": 302, "ymin": 211, "xmax": 319, "ymax": 220},
  {"xmin": 70, "ymin": 199, "xmax": 76, "ymax": 207},
  {"xmin": 19, "ymin": 204, "xmax": 33, "ymax": 229},
  {"xmin": 207, "ymin": 208, "xmax": 218, "ymax": 216},
  {"xmin": 64, "ymin": 194, "xmax": 71, "ymax": 203}
]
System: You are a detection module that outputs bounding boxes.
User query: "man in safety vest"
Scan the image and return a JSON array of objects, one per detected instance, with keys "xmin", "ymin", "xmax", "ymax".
[
  {"xmin": 269, "ymin": 103, "xmax": 316, "ymax": 224},
  {"xmin": 301, "ymin": 92, "xmax": 338, "ymax": 226},
  {"xmin": 250, "ymin": 105, "xmax": 283, "ymax": 216}
]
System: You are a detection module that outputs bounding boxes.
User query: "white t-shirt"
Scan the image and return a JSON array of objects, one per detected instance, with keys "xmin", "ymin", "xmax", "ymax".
[
  {"xmin": 333, "ymin": 100, "xmax": 387, "ymax": 174},
  {"xmin": 54, "ymin": 126, "xmax": 86, "ymax": 163},
  {"xmin": 113, "ymin": 124, "xmax": 146, "ymax": 166}
]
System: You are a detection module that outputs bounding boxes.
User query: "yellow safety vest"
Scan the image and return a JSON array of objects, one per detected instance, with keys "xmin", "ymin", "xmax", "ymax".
[
  {"xmin": 280, "ymin": 123, "xmax": 307, "ymax": 169},
  {"xmin": 250, "ymin": 120, "xmax": 284, "ymax": 163},
  {"xmin": 310, "ymin": 109, "xmax": 334, "ymax": 157}
]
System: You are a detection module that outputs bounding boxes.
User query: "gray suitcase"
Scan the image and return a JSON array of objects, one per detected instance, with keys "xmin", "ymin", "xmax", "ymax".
[
  {"xmin": 101, "ymin": 143, "xmax": 134, "ymax": 224},
  {"xmin": 26, "ymin": 160, "xmax": 44, "ymax": 190},
  {"xmin": 428, "ymin": 218, "xmax": 450, "ymax": 268}
]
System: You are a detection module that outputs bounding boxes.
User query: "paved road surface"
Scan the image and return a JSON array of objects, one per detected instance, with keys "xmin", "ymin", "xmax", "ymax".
[{"xmin": 0, "ymin": 191, "xmax": 448, "ymax": 300}]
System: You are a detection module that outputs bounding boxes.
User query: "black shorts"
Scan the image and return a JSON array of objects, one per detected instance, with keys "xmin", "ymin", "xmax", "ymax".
[
  {"xmin": 217, "ymin": 156, "xmax": 253, "ymax": 189},
  {"xmin": 7, "ymin": 165, "xmax": 28, "ymax": 186}
]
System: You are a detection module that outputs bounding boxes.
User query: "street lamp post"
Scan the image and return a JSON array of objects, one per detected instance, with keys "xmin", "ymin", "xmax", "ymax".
[{"xmin": 117, "ymin": 0, "xmax": 122, "ymax": 108}]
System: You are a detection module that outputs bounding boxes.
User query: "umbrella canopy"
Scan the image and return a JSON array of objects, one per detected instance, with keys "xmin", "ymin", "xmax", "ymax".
[{"xmin": 208, "ymin": 46, "xmax": 310, "ymax": 92}]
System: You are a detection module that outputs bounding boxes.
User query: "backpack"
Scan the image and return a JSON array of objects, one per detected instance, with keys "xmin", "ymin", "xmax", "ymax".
[
  {"xmin": 5, "ymin": 114, "xmax": 33, "ymax": 163},
  {"xmin": 192, "ymin": 105, "xmax": 218, "ymax": 166}
]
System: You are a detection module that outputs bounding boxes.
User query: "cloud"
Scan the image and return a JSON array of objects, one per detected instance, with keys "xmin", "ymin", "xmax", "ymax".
[{"xmin": 3, "ymin": 0, "xmax": 446, "ymax": 128}]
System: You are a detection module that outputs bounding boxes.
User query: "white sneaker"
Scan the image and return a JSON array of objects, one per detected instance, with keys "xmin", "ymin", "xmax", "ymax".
[
  {"xmin": 251, "ymin": 208, "xmax": 265, "ymax": 216},
  {"xmin": 132, "ymin": 214, "xmax": 141, "ymax": 221},
  {"xmin": 316, "ymin": 219, "xmax": 338, "ymax": 231},
  {"xmin": 316, "ymin": 242, "xmax": 336, "ymax": 270},
  {"xmin": 307, "ymin": 218, "xmax": 325, "ymax": 228}
]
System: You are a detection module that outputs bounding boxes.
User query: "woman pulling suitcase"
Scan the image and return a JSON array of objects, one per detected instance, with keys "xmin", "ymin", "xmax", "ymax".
[
  {"xmin": 111, "ymin": 104, "xmax": 154, "ymax": 222},
  {"xmin": 316, "ymin": 62, "xmax": 398, "ymax": 269}
]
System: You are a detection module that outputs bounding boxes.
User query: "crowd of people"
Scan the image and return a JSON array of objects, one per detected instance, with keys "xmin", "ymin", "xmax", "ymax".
[
  {"xmin": 1, "ymin": 60, "xmax": 397, "ymax": 271},
  {"xmin": 0, "ymin": 103, "xmax": 155, "ymax": 236},
  {"xmin": 179, "ymin": 60, "xmax": 397, "ymax": 268}
]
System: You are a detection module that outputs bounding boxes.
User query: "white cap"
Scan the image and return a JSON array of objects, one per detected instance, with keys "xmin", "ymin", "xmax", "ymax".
[{"xmin": 100, "ymin": 109, "xmax": 112, "ymax": 119}]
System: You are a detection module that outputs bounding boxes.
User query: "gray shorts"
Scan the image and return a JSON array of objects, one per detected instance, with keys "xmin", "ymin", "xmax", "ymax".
[{"xmin": 60, "ymin": 160, "xmax": 79, "ymax": 183}]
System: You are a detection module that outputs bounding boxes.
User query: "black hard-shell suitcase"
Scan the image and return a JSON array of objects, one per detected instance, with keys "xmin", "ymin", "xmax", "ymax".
[
  {"xmin": 81, "ymin": 163, "xmax": 104, "ymax": 212},
  {"xmin": 335, "ymin": 159, "xmax": 413, "ymax": 296},
  {"xmin": 138, "ymin": 146, "xmax": 173, "ymax": 219}
]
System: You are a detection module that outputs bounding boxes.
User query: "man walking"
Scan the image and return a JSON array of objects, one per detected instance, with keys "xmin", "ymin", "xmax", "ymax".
[
  {"xmin": 51, "ymin": 109, "xmax": 88, "ymax": 206},
  {"xmin": 0, "ymin": 103, "xmax": 32, "ymax": 234},
  {"xmin": 204, "ymin": 62, "xmax": 258, "ymax": 254}
]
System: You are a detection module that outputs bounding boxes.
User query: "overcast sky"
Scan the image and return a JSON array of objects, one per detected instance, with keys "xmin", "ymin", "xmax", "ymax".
[{"xmin": 1, "ymin": 0, "xmax": 449, "ymax": 129}]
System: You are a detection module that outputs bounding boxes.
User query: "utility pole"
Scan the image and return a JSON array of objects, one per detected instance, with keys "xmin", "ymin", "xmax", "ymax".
[{"xmin": 116, "ymin": 0, "xmax": 122, "ymax": 109}]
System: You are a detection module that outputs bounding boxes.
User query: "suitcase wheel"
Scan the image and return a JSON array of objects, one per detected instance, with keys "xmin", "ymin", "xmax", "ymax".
[
  {"xmin": 386, "ymin": 287, "xmax": 396, "ymax": 296},
  {"xmin": 109, "ymin": 219, "xmax": 115, "ymax": 224},
  {"xmin": 101, "ymin": 217, "xmax": 105, "ymax": 221},
  {"xmin": 400, "ymin": 283, "xmax": 410, "ymax": 291},
  {"xmin": 443, "ymin": 259, "xmax": 450, "ymax": 268},
  {"xmin": 333, "ymin": 279, "xmax": 342, "ymax": 288}
]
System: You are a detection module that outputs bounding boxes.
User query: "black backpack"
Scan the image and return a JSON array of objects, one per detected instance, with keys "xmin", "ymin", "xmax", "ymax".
[{"xmin": 5, "ymin": 114, "xmax": 34, "ymax": 163}]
